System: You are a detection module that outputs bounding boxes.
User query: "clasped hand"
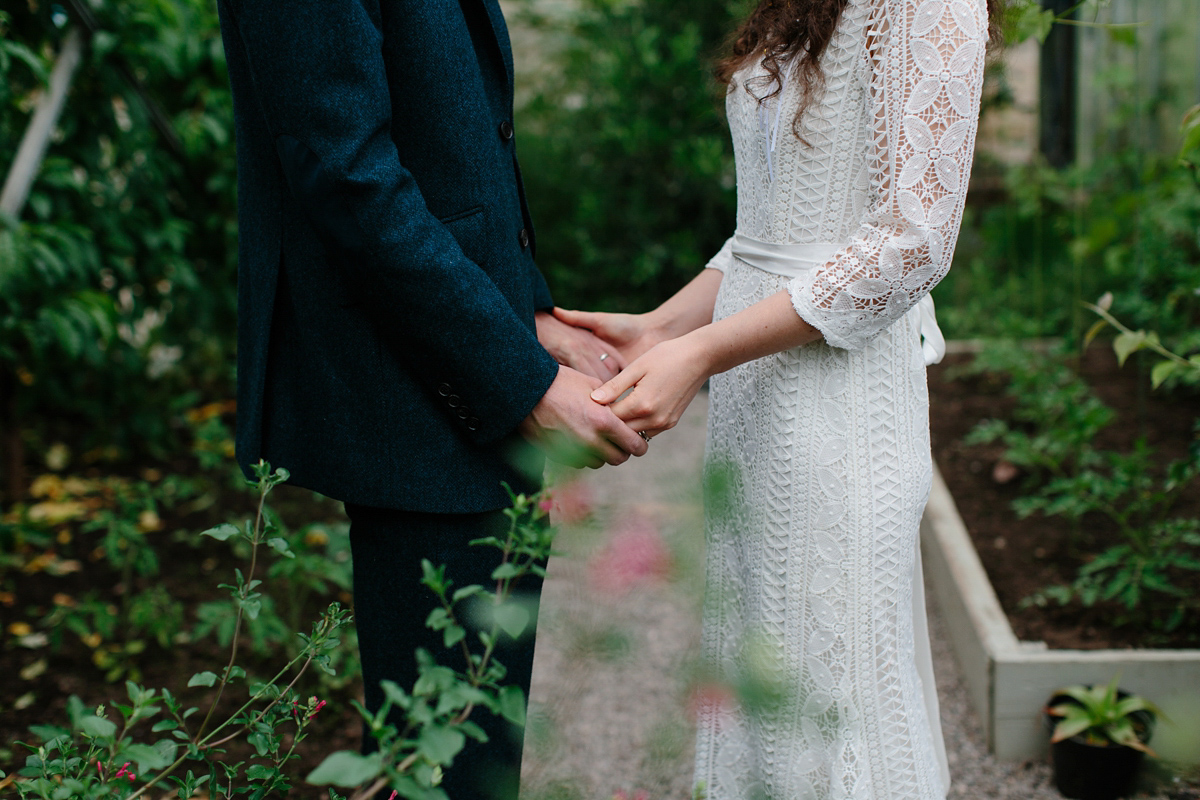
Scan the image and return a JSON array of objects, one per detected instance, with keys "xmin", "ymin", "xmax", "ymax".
[
  {"xmin": 551, "ymin": 307, "xmax": 712, "ymax": 441},
  {"xmin": 524, "ymin": 308, "xmax": 708, "ymax": 468}
]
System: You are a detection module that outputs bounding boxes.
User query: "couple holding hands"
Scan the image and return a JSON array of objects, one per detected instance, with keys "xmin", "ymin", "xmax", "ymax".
[{"xmin": 217, "ymin": 0, "xmax": 996, "ymax": 797}]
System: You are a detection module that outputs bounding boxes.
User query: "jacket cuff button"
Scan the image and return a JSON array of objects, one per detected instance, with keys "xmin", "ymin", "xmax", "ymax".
[
  {"xmin": 466, "ymin": 418, "xmax": 480, "ymax": 432},
  {"xmin": 456, "ymin": 407, "xmax": 470, "ymax": 419},
  {"xmin": 437, "ymin": 383, "xmax": 452, "ymax": 397},
  {"xmin": 518, "ymin": 228, "xmax": 530, "ymax": 249}
]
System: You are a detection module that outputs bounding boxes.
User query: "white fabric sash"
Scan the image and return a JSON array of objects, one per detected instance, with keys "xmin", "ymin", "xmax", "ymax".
[{"xmin": 730, "ymin": 232, "xmax": 946, "ymax": 365}]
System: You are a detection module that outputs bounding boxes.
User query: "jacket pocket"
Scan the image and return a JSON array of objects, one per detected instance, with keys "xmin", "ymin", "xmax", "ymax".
[{"xmin": 439, "ymin": 205, "xmax": 488, "ymax": 267}]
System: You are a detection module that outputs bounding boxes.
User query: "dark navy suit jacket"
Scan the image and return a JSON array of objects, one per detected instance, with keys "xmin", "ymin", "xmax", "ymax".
[{"xmin": 217, "ymin": 0, "xmax": 561, "ymax": 513}]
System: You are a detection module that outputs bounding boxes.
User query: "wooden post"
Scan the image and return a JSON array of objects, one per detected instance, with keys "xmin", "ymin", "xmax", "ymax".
[
  {"xmin": 0, "ymin": 27, "xmax": 85, "ymax": 218},
  {"xmin": 1038, "ymin": 0, "xmax": 1077, "ymax": 167}
]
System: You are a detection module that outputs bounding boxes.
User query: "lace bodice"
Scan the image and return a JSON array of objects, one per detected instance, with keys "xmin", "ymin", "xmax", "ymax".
[{"xmin": 707, "ymin": 0, "xmax": 988, "ymax": 351}]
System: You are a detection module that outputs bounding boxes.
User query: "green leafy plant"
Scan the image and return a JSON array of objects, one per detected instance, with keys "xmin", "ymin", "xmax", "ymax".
[
  {"xmin": 1084, "ymin": 292, "xmax": 1200, "ymax": 391},
  {"xmin": 963, "ymin": 341, "xmax": 1200, "ymax": 633},
  {"xmin": 962, "ymin": 341, "xmax": 1114, "ymax": 482},
  {"xmin": 1020, "ymin": 440, "xmax": 1200, "ymax": 631},
  {"xmin": 2, "ymin": 463, "xmax": 559, "ymax": 799},
  {"xmin": 0, "ymin": 0, "xmax": 239, "ymax": 493},
  {"xmin": 1047, "ymin": 674, "xmax": 1161, "ymax": 753}
]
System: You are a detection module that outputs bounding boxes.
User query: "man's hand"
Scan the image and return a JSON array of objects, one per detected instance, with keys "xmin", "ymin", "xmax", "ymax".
[
  {"xmin": 535, "ymin": 310, "xmax": 626, "ymax": 381},
  {"xmin": 519, "ymin": 365, "xmax": 648, "ymax": 469}
]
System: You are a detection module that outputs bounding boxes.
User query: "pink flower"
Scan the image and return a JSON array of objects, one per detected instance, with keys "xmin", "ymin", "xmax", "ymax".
[
  {"xmin": 587, "ymin": 515, "xmax": 671, "ymax": 595},
  {"xmin": 612, "ymin": 789, "xmax": 650, "ymax": 800},
  {"xmin": 387, "ymin": 793, "xmax": 398, "ymax": 800},
  {"xmin": 308, "ymin": 698, "xmax": 327, "ymax": 719},
  {"xmin": 687, "ymin": 682, "xmax": 737, "ymax": 728},
  {"xmin": 547, "ymin": 480, "xmax": 595, "ymax": 525}
]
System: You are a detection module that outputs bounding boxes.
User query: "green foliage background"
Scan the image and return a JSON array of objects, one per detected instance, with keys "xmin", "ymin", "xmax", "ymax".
[
  {"xmin": 513, "ymin": 0, "xmax": 748, "ymax": 312},
  {"xmin": 1, "ymin": 0, "xmax": 235, "ymax": 467},
  {"xmin": 1, "ymin": 0, "xmax": 1197, "ymax": 466}
]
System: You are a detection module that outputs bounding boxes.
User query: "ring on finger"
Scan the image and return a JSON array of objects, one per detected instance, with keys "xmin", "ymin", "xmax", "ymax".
[
  {"xmin": 599, "ymin": 352, "xmax": 610, "ymax": 362},
  {"xmin": 638, "ymin": 430, "xmax": 651, "ymax": 443}
]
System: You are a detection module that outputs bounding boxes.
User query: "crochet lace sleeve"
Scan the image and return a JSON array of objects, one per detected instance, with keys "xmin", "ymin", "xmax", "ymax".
[
  {"xmin": 788, "ymin": 0, "xmax": 988, "ymax": 351},
  {"xmin": 704, "ymin": 236, "xmax": 736, "ymax": 273}
]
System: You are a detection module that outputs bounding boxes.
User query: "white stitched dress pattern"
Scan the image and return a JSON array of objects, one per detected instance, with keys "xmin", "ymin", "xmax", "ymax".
[{"xmin": 693, "ymin": 0, "xmax": 987, "ymax": 798}]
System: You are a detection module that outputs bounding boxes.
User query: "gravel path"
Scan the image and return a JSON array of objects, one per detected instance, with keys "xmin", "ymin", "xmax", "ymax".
[{"xmin": 519, "ymin": 391, "xmax": 1178, "ymax": 800}]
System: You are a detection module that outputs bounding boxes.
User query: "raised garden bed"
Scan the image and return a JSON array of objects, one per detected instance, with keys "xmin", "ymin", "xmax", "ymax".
[{"xmin": 922, "ymin": 344, "xmax": 1200, "ymax": 763}]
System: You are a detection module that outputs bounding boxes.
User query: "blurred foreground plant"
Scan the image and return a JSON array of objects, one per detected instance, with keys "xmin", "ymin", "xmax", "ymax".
[{"xmin": 2, "ymin": 463, "xmax": 556, "ymax": 799}]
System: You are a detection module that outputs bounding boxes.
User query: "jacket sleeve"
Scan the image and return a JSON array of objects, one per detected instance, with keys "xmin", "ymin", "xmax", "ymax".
[
  {"xmin": 788, "ymin": 0, "xmax": 988, "ymax": 351},
  {"xmin": 224, "ymin": 0, "xmax": 558, "ymax": 444}
]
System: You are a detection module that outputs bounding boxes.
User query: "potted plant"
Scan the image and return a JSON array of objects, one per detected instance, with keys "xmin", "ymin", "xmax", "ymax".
[{"xmin": 1044, "ymin": 674, "xmax": 1160, "ymax": 800}]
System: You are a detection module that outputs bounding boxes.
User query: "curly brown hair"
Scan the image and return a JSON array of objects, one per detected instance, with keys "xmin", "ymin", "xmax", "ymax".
[{"xmin": 716, "ymin": 0, "xmax": 1003, "ymax": 135}]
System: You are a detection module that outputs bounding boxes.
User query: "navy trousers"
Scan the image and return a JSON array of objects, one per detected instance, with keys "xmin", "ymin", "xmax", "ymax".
[{"xmin": 346, "ymin": 504, "xmax": 542, "ymax": 800}]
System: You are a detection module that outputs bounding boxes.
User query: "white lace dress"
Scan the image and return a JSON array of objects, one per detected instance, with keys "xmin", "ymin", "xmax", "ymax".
[{"xmin": 693, "ymin": 0, "xmax": 988, "ymax": 798}]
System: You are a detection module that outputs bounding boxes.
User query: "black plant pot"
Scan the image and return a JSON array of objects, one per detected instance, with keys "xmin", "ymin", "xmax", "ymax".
[{"xmin": 1044, "ymin": 691, "xmax": 1156, "ymax": 800}]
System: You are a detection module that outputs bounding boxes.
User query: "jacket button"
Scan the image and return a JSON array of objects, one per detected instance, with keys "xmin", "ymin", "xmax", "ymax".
[
  {"xmin": 518, "ymin": 228, "xmax": 530, "ymax": 249},
  {"xmin": 457, "ymin": 407, "xmax": 470, "ymax": 420},
  {"xmin": 466, "ymin": 418, "xmax": 480, "ymax": 432},
  {"xmin": 437, "ymin": 383, "xmax": 452, "ymax": 397},
  {"xmin": 499, "ymin": 120, "xmax": 514, "ymax": 140},
  {"xmin": 448, "ymin": 395, "xmax": 462, "ymax": 408}
]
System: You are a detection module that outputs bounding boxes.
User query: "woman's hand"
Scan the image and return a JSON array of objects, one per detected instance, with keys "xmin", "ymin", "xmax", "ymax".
[
  {"xmin": 552, "ymin": 307, "xmax": 665, "ymax": 363},
  {"xmin": 535, "ymin": 310, "xmax": 626, "ymax": 381},
  {"xmin": 588, "ymin": 333, "xmax": 713, "ymax": 439}
]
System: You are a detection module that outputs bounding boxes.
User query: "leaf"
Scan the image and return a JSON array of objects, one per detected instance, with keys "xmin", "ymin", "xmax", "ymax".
[
  {"xmin": 459, "ymin": 720, "xmax": 489, "ymax": 743},
  {"xmin": 451, "ymin": 585, "xmax": 484, "ymax": 603},
  {"xmin": 1112, "ymin": 331, "xmax": 1146, "ymax": 367},
  {"xmin": 380, "ymin": 680, "xmax": 410, "ymax": 709},
  {"xmin": 240, "ymin": 597, "xmax": 262, "ymax": 620},
  {"xmin": 201, "ymin": 523, "xmax": 240, "ymax": 542},
  {"xmin": 267, "ymin": 537, "xmax": 295, "ymax": 558},
  {"xmin": 493, "ymin": 603, "xmax": 530, "ymax": 640},
  {"xmin": 498, "ymin": 685, "xmax": 526, "ymax": 727},
  {"xmin": 78, "ymin": 715, "xmax": 117, "ymax": 739},
  {"xmin": 417, "ymin": 725, "xmax": 466, "ymax": 764},
  {"xmin": 306, "ymin": 751, "xmax": 383, "ymax": 787},
  {"xmin": 1150, "ymin": 360, "xmax": 1178, "ymax": 389},
  {"xmin": 491, "ymin": 563, "xmax": 520, "ymax": 580},
  {"xmin": 121, "ymin": 742, "xmax": 174, "ymax": 771},
  {"xmin": 443, "ymin": 625, "xmax": 466, "ymax": 648},
  {"xmin": 188, "ymin": 671, "xmax": 218, "ymax": 688},
  {"xmin": 1050, "ymin": 710, "xmax": 1094, "ymax": 742},
  {"xmin": 1082, "ymin": 318, "xmax": 1110, "ymax": 351}
]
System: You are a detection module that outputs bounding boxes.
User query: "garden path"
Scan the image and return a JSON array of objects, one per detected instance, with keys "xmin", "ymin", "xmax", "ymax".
[{"xmin": 520, "ymin": 391, "xmax": 1175, "ymax": 800}]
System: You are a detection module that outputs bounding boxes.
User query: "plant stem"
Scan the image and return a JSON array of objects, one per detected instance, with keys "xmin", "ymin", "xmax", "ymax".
[
  {"xmin": 199, "ymin": 650, "xmax": 316, "ymax": 750},
  {"xmin": 192, "ymin": 481, "xmax": 270, "ymax": 744}
]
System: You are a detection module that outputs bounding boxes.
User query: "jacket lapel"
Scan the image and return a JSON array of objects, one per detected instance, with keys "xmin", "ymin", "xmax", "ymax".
[{"xmin": 462, "ymin": 0, "xmax": 514, "ymax": 92}]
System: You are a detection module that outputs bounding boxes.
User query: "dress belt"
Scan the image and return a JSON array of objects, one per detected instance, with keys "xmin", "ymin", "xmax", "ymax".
[{"xmin": 730, "ymin": 232, "xmax": 946, "ymax": 365}]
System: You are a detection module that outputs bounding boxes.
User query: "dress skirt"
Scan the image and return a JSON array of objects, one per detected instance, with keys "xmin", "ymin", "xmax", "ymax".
[{"xmin": 694, "ymin": 259, "xmax": 950, "ymax": 800}]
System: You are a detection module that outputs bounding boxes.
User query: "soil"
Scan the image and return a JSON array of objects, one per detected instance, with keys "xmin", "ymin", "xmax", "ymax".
[{"xmin": 928, "ymin": 344, "xmax": 1200, "ymax": 650}]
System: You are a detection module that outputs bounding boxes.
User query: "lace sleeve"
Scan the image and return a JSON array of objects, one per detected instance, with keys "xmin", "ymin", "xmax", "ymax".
[
  {"xmin": 705, "ymin": 236, "xmax": 736, "ymax": 273},
  {"xmin": 788, "ymin": 0, "xmax": 988, "ymax": 351}
]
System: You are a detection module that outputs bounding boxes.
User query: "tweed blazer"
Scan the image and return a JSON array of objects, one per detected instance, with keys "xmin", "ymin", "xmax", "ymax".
[{"xmin": 217, "ymin": 0, "xmax": 560, "ymax": 513}]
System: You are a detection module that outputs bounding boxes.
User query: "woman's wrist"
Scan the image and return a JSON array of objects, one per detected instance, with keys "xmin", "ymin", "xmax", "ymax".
[{"xmin": 677, "ymin": 325, "xmax": 721, "ymax": 382}]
